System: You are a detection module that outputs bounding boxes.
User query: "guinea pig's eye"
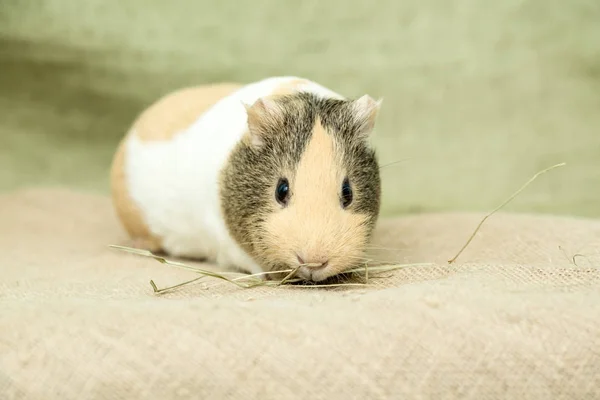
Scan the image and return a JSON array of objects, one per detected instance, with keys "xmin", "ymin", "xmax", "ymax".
[
  {"xmin": 341, "ymin": 177, "xmax": 353, "ymax": 208},
  {"xmin": 275, "ymin": 178, "xmax": 290, "ymax": 206}
]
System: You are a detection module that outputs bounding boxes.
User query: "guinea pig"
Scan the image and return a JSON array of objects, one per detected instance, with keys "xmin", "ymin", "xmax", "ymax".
[{"xmin": 110, "ymin": 76, "xmax": 382, "ymax": 282}]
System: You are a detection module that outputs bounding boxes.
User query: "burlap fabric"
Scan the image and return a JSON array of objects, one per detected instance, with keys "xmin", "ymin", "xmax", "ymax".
[{"xmin": 1, "ymin": 189, "xmax": 599, "ymax": 399}]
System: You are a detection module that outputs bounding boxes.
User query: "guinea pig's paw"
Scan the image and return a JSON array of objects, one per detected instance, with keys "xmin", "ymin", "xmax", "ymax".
[
  {"xmin": 249, "ymin": 271, "xmax": 268, "ymax": 281},
  {"xmin": 256, "ymin": 274, "xmax": 269, "ymax": 282}
]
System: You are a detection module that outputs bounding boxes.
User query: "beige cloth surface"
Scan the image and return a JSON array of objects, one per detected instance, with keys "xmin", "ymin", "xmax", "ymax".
[{"xmin": 1, "ymin": 188, "xmax": 599, "ymax": 399}]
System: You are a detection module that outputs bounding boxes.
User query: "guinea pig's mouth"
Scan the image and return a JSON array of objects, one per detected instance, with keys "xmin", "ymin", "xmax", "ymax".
[
  {"xmin": 268, "ymin": 258, "xmax": 361, "ymax": 283},
  {"xmin": 294, "ymin": 263, "xmax": 350, "ymax": 283},
  {"xmin": 295, "ymin": 263, "xmax": 336, "ymax": 282}
]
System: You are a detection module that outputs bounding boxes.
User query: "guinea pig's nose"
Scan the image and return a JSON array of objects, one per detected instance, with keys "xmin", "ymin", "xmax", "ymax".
[{"xmin": 296, "ymin": 254, "xmax": 329, "ymax": 269}]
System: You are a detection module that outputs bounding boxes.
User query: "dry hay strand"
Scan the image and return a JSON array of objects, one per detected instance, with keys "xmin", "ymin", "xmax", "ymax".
[
  {"xmin": 110, "ymin": 162, "xmax": 566, "ymax": 294},
  {"xmin": 108, "ymin": 244, "xmax": 434, "ymax": 294},
  {"xmin": 447, "ymin": 162, "xmax": 566, "ymax": 263}
]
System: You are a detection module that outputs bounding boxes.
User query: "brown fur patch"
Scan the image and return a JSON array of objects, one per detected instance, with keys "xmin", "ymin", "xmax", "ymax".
[
  {"xmin": 133, "ymin": 83, "xmax": 242, "ymax": 142},
  {"xmin": 111, "ymin": 83, "xmax": 242, "ymax": 249},
  {"xmin": 270, "ymin": 78, "xmax": 310, "ymax": 97}
]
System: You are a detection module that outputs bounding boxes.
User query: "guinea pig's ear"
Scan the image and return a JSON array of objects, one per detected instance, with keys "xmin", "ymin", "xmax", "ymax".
[
  {"xmin": 242, "ymin": 97, "xmax": 282, "ymax": 148},
  {"xmin": 351, "ymin": 94, "xmax": 383, "ymax": 139}
]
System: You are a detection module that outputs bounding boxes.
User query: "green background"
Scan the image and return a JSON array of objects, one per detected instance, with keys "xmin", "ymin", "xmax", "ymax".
[{"xmin": 1, "ymin": 0, "xmax": 598, "ymax": 217}]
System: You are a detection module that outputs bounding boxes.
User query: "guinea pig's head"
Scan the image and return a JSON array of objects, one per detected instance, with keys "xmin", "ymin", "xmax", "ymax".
[{"xmin": 220, "ymin": 91, "xmax": 382, "ymax": 282}]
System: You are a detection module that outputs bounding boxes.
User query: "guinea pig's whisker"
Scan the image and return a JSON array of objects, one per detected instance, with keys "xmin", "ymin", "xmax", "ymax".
[
  {"xmin": 364, "ymin": 245, "xmax": 405, "ymax": 251},
  {"xmin": 378, "ymin": 157, "xmax": 416, "ymax": 170},
  {"xmin": 344, "ymin": 263, "xmax": 435, "ymax": 275},
  {"xmin": 343, "ymin": 255, "xmax": 374, "ymax": 262},
  {"xmin": 300, "ymin": 263, "xmax": 325, "ymax": 268},
  {"xmin": 345, "ymin": 255, "xmax": 403, "ymax": 265}
]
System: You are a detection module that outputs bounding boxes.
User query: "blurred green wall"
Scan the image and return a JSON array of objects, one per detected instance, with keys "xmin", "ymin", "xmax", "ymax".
[{"xmin": 1, "ymin": 0, "xmax": 599, "ymax": 217}]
